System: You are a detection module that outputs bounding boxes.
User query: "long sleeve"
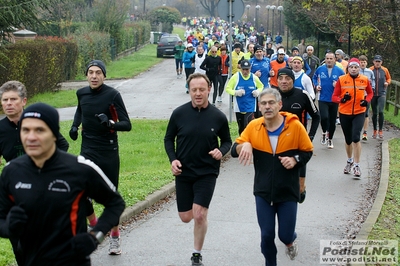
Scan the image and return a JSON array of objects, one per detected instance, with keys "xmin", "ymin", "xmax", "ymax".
[
  {"xmin": 56, "ymin": 133, "xmax": 69, "ymax": 151},
  {"xmin": 331, "ymin": 79, "xmax": 343, "ymax": 104},
  {"xmin": 225, "ymin": 74, "xmax": 239, "ymax": 95},
  {"xmin": 112, "ymin": 93, "xmax": 132, "ymax": 132},
  {"xmin": 72, "ymin": 92, "xmax": 82, "ymax": 128},
  {"xmin": 200, "ymin": 57, "xmax": 208, "ymax": 72},
  {"xmin": 304, "ymin": 93, "xmax": 320, "ymax": 140}
]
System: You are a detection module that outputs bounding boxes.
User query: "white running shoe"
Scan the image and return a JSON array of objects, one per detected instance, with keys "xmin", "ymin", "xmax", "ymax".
[
  {"xmin": 286, "ymin": 241, "xmax": 298, "ymax": 260},
  {"xmin": 108, "ymin": 236, "xmax": 122, "ymax": 255}
]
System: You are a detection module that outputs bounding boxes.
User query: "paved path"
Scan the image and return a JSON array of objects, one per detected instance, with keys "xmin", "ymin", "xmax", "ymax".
[{"xmin": 58, "ymin": 59, "xmax": 395, "ymax": 266}]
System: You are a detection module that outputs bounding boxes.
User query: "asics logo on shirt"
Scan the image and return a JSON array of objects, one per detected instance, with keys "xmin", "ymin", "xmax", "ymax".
[{"xmin": 15, "ymin": 182, "xmax": 32, "ymax": 189}]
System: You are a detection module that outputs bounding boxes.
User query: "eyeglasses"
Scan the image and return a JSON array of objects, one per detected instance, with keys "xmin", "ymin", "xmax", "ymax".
[{"xmin": 211, "ymin": 51, "xmax": 217, "ymax": 53}]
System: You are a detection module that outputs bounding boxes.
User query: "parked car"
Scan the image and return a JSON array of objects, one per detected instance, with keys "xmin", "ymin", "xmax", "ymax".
[{"xmin": 156, "ymin": 34, "xmax": 182, "ymax": 58}]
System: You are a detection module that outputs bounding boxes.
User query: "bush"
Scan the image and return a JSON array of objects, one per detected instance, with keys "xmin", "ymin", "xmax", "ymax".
[
  {"xmin": 117, "ymin": 21, "xmax": 151, "ymax": 53},
  {"xmin": 0, "ymin": 37, "xmax": 78, "ymax": 96},
  {"xmin": 67, "ymin": 31, "xmax": 111, "ymax": 76}
]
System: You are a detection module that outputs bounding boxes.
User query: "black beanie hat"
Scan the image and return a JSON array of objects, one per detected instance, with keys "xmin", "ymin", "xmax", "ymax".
[
  {"xmin": 85, "ymin": 60, "xmax": 106, "ymax": 77},
  {"xmin": 21, "ymin": 103, "xmax": 59, "ymax": 138},
  {"xmin": 277, "ymin": 67, "xmax": 295, "ymax": 82}
]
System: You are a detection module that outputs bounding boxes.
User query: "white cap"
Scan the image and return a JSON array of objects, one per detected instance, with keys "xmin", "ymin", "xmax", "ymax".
[
  {"xmin": 187, "ymin": 43, "xmax": 193, "ymax": 48},
  {"xmin": 278, "ymin": 49, "xmax": 285, "ymax": 54},
  {"xmin": 220, "ymin": 40, "xmax": 225, "ymax": 44}
]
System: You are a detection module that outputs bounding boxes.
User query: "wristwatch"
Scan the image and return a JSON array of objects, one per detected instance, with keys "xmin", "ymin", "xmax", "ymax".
[
  {"xmin": 294, "ymin": 155, "xmax": 300, "ymax": 163},
  {"xmin": 109, "ymin": 120, "xmax": 115, "ymax": 128}
]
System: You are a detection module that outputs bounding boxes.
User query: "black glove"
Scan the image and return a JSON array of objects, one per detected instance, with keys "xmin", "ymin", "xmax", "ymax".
[
  {"xmin": 7, "ymin": 206, "xmax": 28, "ymax": 238},
  {"xmin": 69, "ymin": 126, "xmax": 78, "ymax": 141},
  {"xmin": 360, "ymin": 100, "xmax": 368, "ymax": 107},
  {"xmin": 71, "ymin": 233, "xmax": 99, "ymax": 257},
  {"xmin": 299, "ymin": 190, "xmax": 306, "ymax": 204},
  {"xmin": 95, "ymin": 113, "xmax": 112, "ymax": 128},
  {"xmin": 341, "ymin": 93, "xmax": 351, "ymax": 103}
]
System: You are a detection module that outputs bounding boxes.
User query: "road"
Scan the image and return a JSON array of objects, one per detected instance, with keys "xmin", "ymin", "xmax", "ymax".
[{"xmin": 58, "ymin": 58, "xmax": 395, "ymax": 266}]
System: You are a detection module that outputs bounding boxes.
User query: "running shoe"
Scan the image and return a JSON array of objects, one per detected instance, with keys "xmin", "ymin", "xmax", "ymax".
[
  {"xmin": 353, "ymin": 165, "xmax": 361, "ymax": 178},
  {"xmin": 109, "ymin": 236, "xmax": 122, "ymax": 255},
  {"xmin": 344, "ymin": 161, "xmax": 353, "ymax": 174},
  {"xmin": 191, "ymin": 253, "xmax": 203, "ymax": 266},
  {"xmin": 378, "ymin": 130, "xmax": 383, "ymax": 140},
  {"xmin": 336, "ymin": 118, "xmax": 341, "ymax": 125},
  {"xmin": 362, "ymin": 132, "xmax": 368, "ymax": 141},
  {"xmin": 217, "ymin": 96, "xmax": 222, "ymax": 102},
  {"xmin": 327, "ymin": 139, "xmax": 334, "ymax": 149},
  {"xmin": 320, "ymin": 132, "xmax": 327, "ymax": 145},
  {"xmin": 372, "ymin": 130, "xmax": 377, "ymax": 139},
  {"xmin": 286, "ymin": 241, "xmax": 298, "ymax": 260}
]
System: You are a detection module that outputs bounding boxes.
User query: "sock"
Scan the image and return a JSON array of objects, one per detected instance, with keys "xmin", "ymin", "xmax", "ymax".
[
  {"xmin": 89, "ymin": 217, "xmax": 97, "ymax": 227},
  {"xmin": 193, "ymin": 249, "xmax": 201, "ymax": 254},
  {"xmin": 111, "ymin": 229, "xmax": 120, "ymax": 238},
  {"xmin": 353, "ymin": 163, "xmax": 360, "ymax": 167},
  {"xmin": 347, "ymin": 158, "xmax": 353, "ymax": 163}
]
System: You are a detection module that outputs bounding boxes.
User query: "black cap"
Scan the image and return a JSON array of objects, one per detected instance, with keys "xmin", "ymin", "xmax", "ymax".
[
  {"xmin": 373, "ymin": 55, "xmax": 383, "ymax": 61},
  {"xmin": 277, "ymin": 67, "xmax": 295, "ymax": 82},
  {"xmin": 240, "ymin": 60, "xmax": 251, "ymax": 69},
  {"xmin": 254, "ymin": 45, "xmax": 264, "ymax": 52},
  {"xmin": 233, "ymin": 42, "xmax": 242, "ymax": 49},
  {"xmin": 85, "ymin": 60, "xmax": 106, "ymax": 77},
  {"xmin": 21, "ymin": 103, "xmax": 60, "ymax": 138},
  {"xmin": 291, "ymin": 46, "xmax": 299, "ymax": 52}
]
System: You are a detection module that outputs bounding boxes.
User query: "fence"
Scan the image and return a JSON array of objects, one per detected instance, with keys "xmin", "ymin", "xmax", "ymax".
[{"xmin": 385, "ymin": 80, "xmax": 400, "ymax": 115}]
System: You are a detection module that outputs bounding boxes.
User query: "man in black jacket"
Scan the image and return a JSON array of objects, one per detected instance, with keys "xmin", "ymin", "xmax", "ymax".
[
  {"xmin": 0, "ymin": 81, "xmax": 70, "ymax": 265},
  {"xmin": 276, "ymin": 67, "xmax": 320, "ymax": 203},
  {"xmin": 0, "ymin": 81, "xmax": 69, "ymax": 164},
  {"xmin": 0, "ymin": 103, "xmax": 125, "ymax": 265},
  {"xmin": 69, "ymin": 60, "xmax": 131, "ymax": 255},
  {"xmin": 164, "ymin": 73, "xmax": 232, "ymax": 266}
]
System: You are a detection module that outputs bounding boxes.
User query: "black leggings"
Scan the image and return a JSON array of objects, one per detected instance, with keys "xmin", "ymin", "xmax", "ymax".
[
  {"xmin": 207, "ymin": 74, "xmax": 220, "ymax": 103},
  {"xmin": 236, "ymin": 112, "xmax": 255, "ymax": 135},
  {"xmin": 81, "ymin": 146, "xmax": 120, "ymax": 217},
  {"xmin": 185, "ymin": 68, "xmax": 195, "ymax": 84},
  {"xmin": 219, "ymin": 75, "xmax": 228, "ymax": 95},
  {"xmin": 318, "ymin": 101, "xmax": 338, "ymax": 139},
  {"xmin": 371, "ymin": 95, "xmax": 385, "ymax": 130},
  {"xmin": 339, "ymin": 113, "xmax": 365, "ymax": 145}
]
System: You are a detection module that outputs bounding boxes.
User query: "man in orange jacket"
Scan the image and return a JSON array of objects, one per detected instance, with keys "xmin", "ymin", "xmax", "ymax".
[{"xmin": 332, "ymin": 58, "xmax": 373, "ymax": 179}]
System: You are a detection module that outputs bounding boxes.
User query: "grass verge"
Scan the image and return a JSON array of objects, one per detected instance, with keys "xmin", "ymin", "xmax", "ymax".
[{"xmin": 367, "ymin": 105, "xmax": 400, "ymax": 263}]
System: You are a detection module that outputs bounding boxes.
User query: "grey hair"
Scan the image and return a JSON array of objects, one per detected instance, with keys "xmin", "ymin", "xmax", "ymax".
[
  {"xmin": 259, "ymin": 88, "xmax": 282, "ymax": 102},
  {"xmin": 0, "ymin": 80, "xmax": 27, "ymax": 99}
]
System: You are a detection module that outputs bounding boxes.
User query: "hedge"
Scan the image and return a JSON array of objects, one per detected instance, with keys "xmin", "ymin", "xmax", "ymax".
[
  {"xmin": 0, "ymin": 37, "xmax": 78, "ymax": 97},
  {"xmin": 67, "ymin": 31, "xmax": 111, "ymax": 76}
]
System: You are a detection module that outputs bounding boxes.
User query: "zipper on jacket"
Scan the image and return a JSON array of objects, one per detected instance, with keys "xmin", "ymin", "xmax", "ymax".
[{"xmin": 352, "ymin": 78, "xmax": 356, "ymax": 114}]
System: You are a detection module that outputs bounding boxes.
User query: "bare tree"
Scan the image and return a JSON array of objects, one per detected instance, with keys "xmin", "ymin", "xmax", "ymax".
[{"xmin": 199, "ymin": 0, "xmax": 219, "ymax": 17}]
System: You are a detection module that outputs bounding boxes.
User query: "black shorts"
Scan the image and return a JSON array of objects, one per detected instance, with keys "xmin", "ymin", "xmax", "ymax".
[
  {"xmin": 81, "ymin": 145, "xmax": 120, "ymax": 188},
  {"xmin": 175, "ymin": 174, "xmax": 217, "ymax": 212}
]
